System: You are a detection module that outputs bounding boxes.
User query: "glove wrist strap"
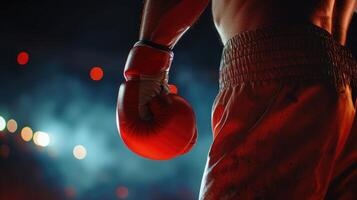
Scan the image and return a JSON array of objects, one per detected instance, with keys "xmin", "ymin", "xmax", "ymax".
[
  {"xmin": 124, "ymin": 42, "xmax": 174, "ymax": 80},
  {"xmin": 135, "ymin": 40, "xmax": 172, "ymax": 52}
]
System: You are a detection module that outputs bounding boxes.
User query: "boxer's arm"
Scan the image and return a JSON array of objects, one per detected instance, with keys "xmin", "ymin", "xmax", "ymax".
[
  {"xmin": 139, "ymin": 0, "xmax": 209, "ymax": 49},
  {"xmin": 332, "ymin": 0, "xmax": 357, "ymax": 45},
  {"xmin": 117, "ymin": 0, "xmax": 208, "ymax": 160}
]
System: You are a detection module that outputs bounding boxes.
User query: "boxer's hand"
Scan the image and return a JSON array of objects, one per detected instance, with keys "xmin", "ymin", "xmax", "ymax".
[{"xmin": 117, "ymin": 43, "xmax": 197, "ymax": 160}]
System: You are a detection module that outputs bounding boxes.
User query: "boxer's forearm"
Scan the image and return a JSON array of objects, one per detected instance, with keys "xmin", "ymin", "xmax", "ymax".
[
  {"xmin": 332, "ymin": 0, "xmax": 357, "ymax": 45},
  {"xmin": 139, "ymin": 0, "xmax": 209, "ymax": 49}
]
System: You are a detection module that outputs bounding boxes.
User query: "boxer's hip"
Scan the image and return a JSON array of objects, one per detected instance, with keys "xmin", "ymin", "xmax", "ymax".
[
  {"xmin": 214, "ymin": 23, "xmax": 357, "ymax": 140},
  {"xmin": 200, "ymin": 24, "xmax": 357, "ymax": 200}
]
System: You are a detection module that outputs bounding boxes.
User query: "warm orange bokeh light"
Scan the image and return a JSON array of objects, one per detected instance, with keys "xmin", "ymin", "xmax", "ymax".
[
  {"xmin": 21, "ymin": 127, "xmax": 33, "ymax": 142},
  {"xmin": 17, "ymin": 51, "xmax": 29, "ymax": 65},
  {"xmin": 116, "ymin": 186, "xmax": 129, "ymax": 199},
  {"xmin": 7, "ymin": 119, "xmax": 18, "ymax": 133},
  {"xmin": 90, "ymin": 67, "xmax": 104, "ymax": 81}
]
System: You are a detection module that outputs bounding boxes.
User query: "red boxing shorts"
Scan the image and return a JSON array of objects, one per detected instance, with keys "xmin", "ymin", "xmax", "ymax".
[{"xmin": 199, "ymin": 24, "xmax": 357, "ymax": 200}]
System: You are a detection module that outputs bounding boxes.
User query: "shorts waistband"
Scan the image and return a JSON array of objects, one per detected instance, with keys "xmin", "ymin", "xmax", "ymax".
[{"xmin": 219, "ymin": 24, "xmax": 356, "ymax": 90}]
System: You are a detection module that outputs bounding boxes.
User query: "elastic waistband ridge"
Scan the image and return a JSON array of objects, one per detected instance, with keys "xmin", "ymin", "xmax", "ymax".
[{"xmin": 219, "ymin": 24, "xmax": 356, "ymax": 90}]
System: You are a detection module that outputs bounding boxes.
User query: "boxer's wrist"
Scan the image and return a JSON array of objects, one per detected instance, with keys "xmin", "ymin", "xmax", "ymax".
[
  {"xmin": 135, "ymin": 40, "xmax": 172, "ymax": 52},
  {"xmin": 124, "ymin": 42, "xmax": 174, "ymax": 80}
]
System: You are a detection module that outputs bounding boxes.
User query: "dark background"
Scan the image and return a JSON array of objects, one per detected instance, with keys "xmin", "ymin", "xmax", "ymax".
[{"xmin": 0, "ymin": 1, "xmax": 356, "ymax": 200}]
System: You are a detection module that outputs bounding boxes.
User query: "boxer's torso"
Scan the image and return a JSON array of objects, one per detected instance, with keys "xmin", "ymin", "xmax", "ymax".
[{"xmin": 212, "ymin": 0, "xmax": 356, "ymax": 44}]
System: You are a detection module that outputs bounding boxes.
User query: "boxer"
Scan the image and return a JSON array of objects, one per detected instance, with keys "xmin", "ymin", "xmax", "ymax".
[{"xmin": 117, "ymin": 0, "xmax": 357, "ymax": 199}]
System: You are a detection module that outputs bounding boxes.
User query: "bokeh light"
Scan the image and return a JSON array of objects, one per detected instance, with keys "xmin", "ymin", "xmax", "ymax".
[
  {"xmin": 21, "ymin": 127, "xmax": 33, "ymax": 142},
  {"xmin": 168, "ymin": 84, "xmax": 178, "ymax": 94},
  {"xmin": 64, "ymin": 187, "xmax": 76, "ymax": 199},
  {"xmin": 33, "ymin": 131, "xmax": 50, "ymax": 147},
  {"xmin": 0, "ymin": 144, "xmax": 10, "ymax": 159},
  {"xmin": 7, "ymin": 119, "xmax": 18, "ymax": 133},
  {"xmin": 17, "ymin": 51, "xmax": 29, "ymax": 65},
  {"xmin": 0, "ymin": 116, "xmax": 5, "ymax": 131},
  {"xmin": 116, "ymin": 186, "xmax": 129, "ymax": 199},
  {"xmin": 73, "ymin": 145, "xmax": 87, "ymax": 160},
  {"xmin": 90, "ymin": 66, "xmax": 104, "ymax": 81}
]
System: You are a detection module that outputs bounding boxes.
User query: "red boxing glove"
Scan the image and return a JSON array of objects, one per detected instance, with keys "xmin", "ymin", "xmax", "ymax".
[{"xmin": 117, "ymin": 42, "xmax": 197, "ymax": 160}]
